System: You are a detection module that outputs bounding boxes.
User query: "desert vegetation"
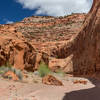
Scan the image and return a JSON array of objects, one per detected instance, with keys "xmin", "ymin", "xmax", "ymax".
[{"xmin": 0, "ymin": 62, "xmax": 23, "ymax": 80}]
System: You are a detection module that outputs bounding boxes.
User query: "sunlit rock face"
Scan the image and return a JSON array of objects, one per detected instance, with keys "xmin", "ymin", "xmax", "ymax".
[
  {"xmin": 0, "ymin": 0, "xmax": 99, "ymax": 77},
  {"xmin": 0, "ymin": 13, "xmax": 85, "ymax": 72}
]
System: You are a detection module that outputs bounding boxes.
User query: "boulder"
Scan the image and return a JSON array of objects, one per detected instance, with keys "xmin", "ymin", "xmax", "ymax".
[
  {"xmin": 73, "ymin": 80, "xmax": 87, "ymax": 85},
  {"xmin": 3, "ymin": 71, "xmax": 19, "ymax": 81},
  {"xmin": 42, "ymin": 75, "xmax": 63, "ymax": 86},
  {"xmin": 49, "ymin": 54, "xmax": 73, "ymax": 73}
]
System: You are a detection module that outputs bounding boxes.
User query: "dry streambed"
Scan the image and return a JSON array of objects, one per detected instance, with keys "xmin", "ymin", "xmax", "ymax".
[{"xmin": 0, "ymin": 72, "xmax": 95, "ymax": 100}]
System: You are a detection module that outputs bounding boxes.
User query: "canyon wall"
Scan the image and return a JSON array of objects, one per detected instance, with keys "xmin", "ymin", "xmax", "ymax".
[
  {"xmin": 72, "ymin": 0, "xmax": 100, "ymax": 75},
  {"xmin": 0, "ymin": 0, "xmax": 100, "ymax": 76},
  {"xmin": 0, "ymin": 14, "xmax": 85, "ymax": 72}
]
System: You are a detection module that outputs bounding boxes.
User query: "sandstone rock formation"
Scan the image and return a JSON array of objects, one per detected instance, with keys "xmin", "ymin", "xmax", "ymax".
[
  {"xmin": 3, "ymin": 71, "xmax": 19, "ymax": 81},
  {"xmin": 0, "ymin": 14, "xmax": 85, "ymax": 72},
  {"xmin": 51, "ymin": 0, "xmax": 100, "ymax": 77},
  {"xmin": 42, "ymin": 75, "xmax": 63, "ymax": 86},
  {"xmin": 49, "ymin": 54, "xmax": 73, "ymax": 73},
  {"xmin": 0, "ymin": 33, "xmax": 36, "ymax": 71},
  {"xmin": 73, "ymin": 80, "xmax": 87, "ymax": 85},
  {"xmin": 0, "ymin": 0, "xmax": 99, "ymax": 78},
  {"xmin": 72, "ymin": 0, "xmax": 100, "ymax": 75},
  {"xmin": 18, "ymin": 14, "xmax": 85, "ymax": 42},
  {"xmin": 55, "ymin": 0, "xmax": 100, "ymax": 76}
]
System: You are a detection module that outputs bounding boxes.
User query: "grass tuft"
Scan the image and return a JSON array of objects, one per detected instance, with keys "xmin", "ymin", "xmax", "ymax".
[
  {"xmin": 38, "ymin": 62, "xmax": 51, "ymax": 77},
  {"xmin": 0, "ymin": 63, "xmax": 23, "ymax": 80},
  {"xmin": 56, "ymin": 69, "xmax": 65, "ymax": 77}
]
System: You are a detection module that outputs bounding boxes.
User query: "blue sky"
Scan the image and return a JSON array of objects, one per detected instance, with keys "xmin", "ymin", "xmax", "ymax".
[
  {"xmin": 0, "ymin": 0, "xmax": 37, "ymax": 24},
  {"xmin": 0, "ymin": 0, "xmax": 93, "ymax": 24}
]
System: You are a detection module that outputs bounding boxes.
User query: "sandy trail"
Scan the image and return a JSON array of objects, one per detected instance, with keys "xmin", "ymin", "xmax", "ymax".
[{"xmin": 0, "ymin": 77, "xmax": 95, "ymax": 100}]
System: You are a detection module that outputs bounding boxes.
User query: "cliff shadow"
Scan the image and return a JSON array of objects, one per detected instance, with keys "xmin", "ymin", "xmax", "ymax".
[{"xmin": 63, "ymin": 78, "xmax": 100, "ymax": 100}]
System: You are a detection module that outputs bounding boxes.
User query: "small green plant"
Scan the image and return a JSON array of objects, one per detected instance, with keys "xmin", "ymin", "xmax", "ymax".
[
  {"xmin": 55, "ymin": 55, "xmax": 59, "ymax": 58},
  {"xmin": 56, "ymin": 69, "xmax": 65, "ymax": 77},
  {"xmin": 0, "ymin": 66, "xmax": 8, "ymax": 74},
  {"xmin": 58, "ymin": 24, "xmax": 62, "ymax": 27},
  {"xmin": 0, "ymin": 63, "xmax": 23, "ymax": 80},
  {"xmin": 38, "ymin": 62, "xmax": 51, "ymax": 77},
  {"xmin": 5, "ymin": 62, "xmax": 12, "ymax": 68},
  {"xmin": 33, "ymin": 80, "xmax": 38, "ymax": 83},
  {"xmin": 0, "ymin": 62, "xmax": 11, "ymax": 75},
  {"xmin": 13, "ymin": 68, "xmax": 23, "ymax": 80}
]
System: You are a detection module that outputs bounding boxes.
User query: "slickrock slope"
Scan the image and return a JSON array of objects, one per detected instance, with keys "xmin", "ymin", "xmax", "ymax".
[
  {"xmin": 50, "ymin": 0, "xmax": 100, "ymax": 77},
  {"xmin": 72, "ymin": 0, "xmax": 100, "ymax": 76},
  {"xmin": 17, "ymin": 14, "xmax": 85, "ymax": 42},
  {"xmin": 0, "ymin": 13, "xmax": 85, "ymax": 72},
  {"xmin": 57, "ymin": 0, "xmax": 100, "ymax": 77}
]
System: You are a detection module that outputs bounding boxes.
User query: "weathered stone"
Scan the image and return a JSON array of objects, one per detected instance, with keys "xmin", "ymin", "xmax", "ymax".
[
  {"xmin": 42, "ymin": 75, "xmax": 63, "ymax": 86},
  {"xmin": 73, "ymin": 80, "xmax": 87, "ymax": 85},
  {"xmin": 72, "ymin": 0, "xmax": 100, "ymax": 75},
  {"xmin": 3, "ymin": 71, "xmax": 19, "ymax": 81},
  {"xmin": 49, "ymin": 54, "xmax": 73, "ymax": 73},
  {"xmin": 53, "ymin": 0, "xmax": 100, "ymax": 77},
  {"xmin": 0, "ymin": 13, "xmax": 85, "ymax": 73}
]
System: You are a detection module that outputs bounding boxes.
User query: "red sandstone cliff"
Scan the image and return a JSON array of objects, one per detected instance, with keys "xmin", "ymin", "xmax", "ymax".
[
  {"xmin": 0, "ymin": 14, "xmax": 85, "ymax": 72},
  {"xmin": 52, "ymin": 0, "xmax": 100, "ymax": 76},
  {"xmin": 0, "ymin": 0, "xmax": 100, "ymax": 77},
  {"xmin": 72, "ymin": 0, "xmax": 100, "ymax": 75}
]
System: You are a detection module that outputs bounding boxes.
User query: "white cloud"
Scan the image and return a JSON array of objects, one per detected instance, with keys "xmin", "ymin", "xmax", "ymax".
[
  {"xmin": 3, "ymin": 18, "xmax": 14, "ymax": 24},
  {"xmin": 6, "ymin": 20, "xmax": 14, "ymax": 24},
  {"xmin": 16, "ymin": 0, "xmax": 93, "ymax": 16}
]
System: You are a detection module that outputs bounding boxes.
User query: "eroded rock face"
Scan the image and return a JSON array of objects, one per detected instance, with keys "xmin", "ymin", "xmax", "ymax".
[
  {"xmin": 42, "ymin": 75, "xmax": 63, "ymax": 86},
  {"xmin": 72, "ymin": 0, "xmax": 100, "ymax": 75},
  {"xmin": 0, "ymin": 26, "xmax": 36, "ymax": 71},
  {"xmin": 1, "ymin": 1, "xmax": 99, "ymax": 76},
  {"xmin": 0, "ymin": 39, "xmax": 36, "ymax": 71},
  {"xmin": 0, "ymin": 14, "xmax": 85, "ymax": 72},
  {"xmin": 19, "ymin": 14, "xmax": 85, "ymax": 42},
  {"xmin": 3, "ymin": 71, "xmax": 19, "ymax": 81},
  {"xmin": 53, "ymin": 0, "xmax": 100, "ymax": 76},
  {"xmin": 49, "ymin": 54, "xmax": 73, "ymax": 73}
]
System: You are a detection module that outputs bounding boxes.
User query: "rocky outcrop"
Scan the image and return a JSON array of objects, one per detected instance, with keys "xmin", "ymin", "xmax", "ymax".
[
  {"xmin": 52, "ymin": 0, "xmax": 100, "ymax": 77},
  {"xmin": 0, "ymin": 38, "xmax": 36, "ymax": 71},
  {"xmin": 0, "ymin": 25, "xmax": 36, "ymax": 71},
  {"xmin": 1, "ymin": 0, "xmax": 99, "ymax": 78},
  {"xmin": 42, "ymin": 75, "xmax": 63, "ymax": 86},
  {"xmin": 1, "ymin": 2, "xmax": 99, "ymax": 77},
  {"xmin": 71, "ymin": 0, "xmax": 100, "ymax": 75},
  {"xmin": 3, "ymin": 71, "xmax": 19, "ymax": 81},
  {"xmin": 0, "ymin": 14, "xmax": 85, "ymax": 72},
  {"xmin": 49, "ymin": 54, "xmax": 73, "ymax": 73},
  {"xmin": 73, "ymin": 80, "xmax": 87, "ymax": 85},
  {"xmin": 17, "ymin": 13, "xmax": 85, "ymax": 42}
]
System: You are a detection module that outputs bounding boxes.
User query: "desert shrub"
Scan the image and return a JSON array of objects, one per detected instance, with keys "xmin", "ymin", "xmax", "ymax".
[
  {"xmin": 0, "ymin": 62, "xmax": 12, "ymax": 74},
  {"xmin": 0, "ymin": 66, "xmax": 9, "ymax": 74},
  {"xmin": 12, "ymin": 68, "xmax": 23, "ymax": 80},
  {"xmin": 5, "ymin": 62, "xmax": 12, "ymax": 68},
  {"xmin": 0, "ymin": 64, "xmax": 23, "ymax": 80},
  {"xmin": 56, "ymin": 69, "xmax": 65, "ymax": 77},
  {"xmin": 38, "ymin": 62, "xmax": 51, "ymax": 77}
]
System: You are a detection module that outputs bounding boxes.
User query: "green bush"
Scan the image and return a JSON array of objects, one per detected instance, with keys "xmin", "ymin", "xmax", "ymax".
[
  {"xmin": 11, "ymin": 68, "xmax": 23, "ymax": 80},
  {"xmin": 56, "ymin": 69, "xmax": 65, "ymax": 77},
  {"xmin": 5, "ymin": 62, "xmax": 12, "ymax": 68},
  {"xmin": 38, "ymin": 62, "xmax": 51, "ymax": 77},
  {"xmin": 0, "ymin": 64, "xmax": 23, "ymax": 80},
  {"xmin": 0, "ymin": 66, "xmax": 8, "ymax": 75},
  {"xmin": 0, "ymin": 62, "xmax": 12, "ymax": 74}
]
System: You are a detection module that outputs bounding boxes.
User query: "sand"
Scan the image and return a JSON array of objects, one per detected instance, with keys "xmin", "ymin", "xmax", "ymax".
[{"xmin": 0, "ymin": 76, "xmax": 96, "ymax": 100}]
